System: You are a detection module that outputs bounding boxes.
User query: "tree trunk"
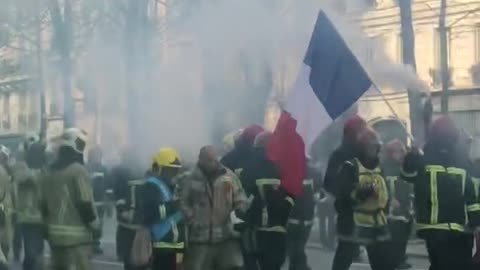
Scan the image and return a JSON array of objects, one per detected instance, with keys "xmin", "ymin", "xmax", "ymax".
[
  {"xmin": 49, "ymin": 0, "xmax": 75, "ymax": 128},
  {"xmin": 34, "ymin": 0, "xmax": 47, "ymax": 139},
  {"xmin": 399, "ymin": 0, "xmax": 423, "ymax": 145},
  {"xmin": 439, "ymin": 0, "xmax": 449, "ymax": 113}
]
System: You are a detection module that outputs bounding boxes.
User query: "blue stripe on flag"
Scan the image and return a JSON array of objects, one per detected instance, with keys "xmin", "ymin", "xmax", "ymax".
[{"xmin": 304, "ymin": 10, "xmax": 372, "ymax": 120}]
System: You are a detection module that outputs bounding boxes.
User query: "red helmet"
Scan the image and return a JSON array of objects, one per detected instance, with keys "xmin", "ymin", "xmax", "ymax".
[
  {"xmin": 429, "ymin": 116, "xmax": 459, "ymax": 144},
  {"xmin": 239, "ymin": 124, "xmax": 264, "ymax": 145},
  {"xmin": 344, "ymin": 115, "xmax": 367, "ymax": 141}
]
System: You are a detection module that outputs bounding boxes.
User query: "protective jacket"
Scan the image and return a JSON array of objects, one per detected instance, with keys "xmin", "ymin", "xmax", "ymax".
[
  {"xmin": 86, "ymin": 162, "xmax": 108, "ymax": 208},
  {"xmin": 12, "ymin": 161, "xmax": 43, "ymax": 224},
  {"xmin": 288, "ymin": 165, "xmax": 321, "ymax": 226},
  {"xmin": 41, "ymin": 163, "xmax": 97, "ymax": 247},
  {"xmin": 0, "ymin": 165, "xmax": 13, "ymax": 245},
  {"xmin": 142, "ymin": 176, "xmax": 185, "ymax": 250},
  {"xmin": 178, "ymin": 166, "xmax": 246, "ymax": 244},
  {"xmin": 335, "ymin": 158, "xmax": 390, "ymax": 244},
  {"xmin": 402, "ymin": 144, "xmax": 480, "ymax": 236},
  {"xmin": 382, "ymin": 160, "xmax": 413, "ymax": 222},
  {"xmin": 240, "ymin": 148, "xmax": 294, "ymax": 233},
  {"xmin": 324, "ymin": 143, "xmax": 356, "ymax": 195},
  {"xmin": 111, "ymin": 166, "xmax": 145, "ymax": 229}
]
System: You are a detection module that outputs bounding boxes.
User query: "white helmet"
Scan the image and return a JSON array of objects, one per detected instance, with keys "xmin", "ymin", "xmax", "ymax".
[
  {"xmin": 60, "ymin": 128, "xmax": 88, "ymax": 154},
  {"xmin": 0, "ymin": 145, "xmax": 10, "ymax": 159}
]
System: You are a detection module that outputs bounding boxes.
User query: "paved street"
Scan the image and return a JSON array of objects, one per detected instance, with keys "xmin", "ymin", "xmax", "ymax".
[{"xmin": 9, "ymin": 216, "xmax": 431, "ymax": 270}]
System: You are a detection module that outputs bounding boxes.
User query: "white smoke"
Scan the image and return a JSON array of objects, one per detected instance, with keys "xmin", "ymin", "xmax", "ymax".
[{"xmin": 4, "ymin": 0, "xmax": 428, "ymax": 165}]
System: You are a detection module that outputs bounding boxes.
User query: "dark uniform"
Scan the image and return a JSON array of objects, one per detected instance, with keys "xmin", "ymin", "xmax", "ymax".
[
  {"xmin": 323, "ymin": 116, "xmax": 367, "ymax": 261},
  {"xmin": 142, "ymin": 176, "xmax": 185, "ymax": 270},
  {"xmin": 287, "ymin": 165, "xmax": 321, "ymax": 270},
  {"xmin": 222, "ymin": 125, "xmax": 264, "ymax": 270},
  {"xmin": 383, "ymin": 158, "xmax": 413, "ymax": 269},
  {"xmin": 332, "ymin": 158, "xmax": 395, "ymax": 270},
  {"xmin": 240, "ymin": 146, "xmax": 294, "ymax": 270},
  {"xmin": 86, "ymin": 162, "xmax": 108, "ymax": 253},
  {"xmin": 402, "ymin": 146, "xmax": 480, "ymax": 270},
  {"xmin": 111, "ymin": 165, "xmax": 146, "ymax": 270}
]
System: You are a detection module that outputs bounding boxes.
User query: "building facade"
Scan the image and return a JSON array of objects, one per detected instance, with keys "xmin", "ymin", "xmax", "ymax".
[{"xmin": 358, "ymin": 0, "xmax": 480, "ymax": 150}]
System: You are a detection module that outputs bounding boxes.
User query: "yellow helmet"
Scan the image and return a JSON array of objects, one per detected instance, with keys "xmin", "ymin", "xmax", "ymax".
[{"xmin": 152, "ymin": 148, "xmax": 181, "ymax": 168}]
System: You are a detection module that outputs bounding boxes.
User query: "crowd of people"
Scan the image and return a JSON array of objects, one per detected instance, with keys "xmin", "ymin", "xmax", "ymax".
[{"xmin": 0, "ymin": 114, "xmax": 477, "ymax": 270}]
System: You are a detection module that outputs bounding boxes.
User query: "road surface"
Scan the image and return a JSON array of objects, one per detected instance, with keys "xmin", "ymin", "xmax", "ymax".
[{"xmin": 9, "ymin": 217, "xmax": 431, "ymax": 270}]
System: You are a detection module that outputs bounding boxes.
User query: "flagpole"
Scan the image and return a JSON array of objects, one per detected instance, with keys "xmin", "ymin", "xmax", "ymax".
[{"xmin": 371, "ymin": 84, "xmax": 416, "ymax": 143}]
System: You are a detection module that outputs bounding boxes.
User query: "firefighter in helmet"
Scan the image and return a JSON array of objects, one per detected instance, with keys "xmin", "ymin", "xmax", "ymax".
[
  {"xmin": 13, "ymin": 133, "xmax": 47, "ymax": 270},
  {"xmin": 40, "ymin": 128, "xmax": 99, "ymax": 270},
  {"xmin": 402, "ymin": 116, "xmax": 480, "ymax": 269},
  {"xmin": 0, "ymin": 145, "xmax": 12, "ymax": 270},
  {"xmin": 142, "ymin": 148, "xmax": 185, "ymax": 270},
  {"xmin": 86, "ymin": 146, "xmax": 109, "ymax": 255}
]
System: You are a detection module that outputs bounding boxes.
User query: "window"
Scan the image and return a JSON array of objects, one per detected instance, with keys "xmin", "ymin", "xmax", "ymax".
[
  {"xmin": 475, "ymin": 24, "xmax": 480, "ymax": 63},
  {"xmin": 2, "ymin": 93, "xmax": 10, "ymax": 130},
  {"xmin": 433, "ymin": 27, "xmax": 451, "ymax": 69},
  {"xmin": 397, "ymin": 33, "xmax": 403, "ymax": 63}
]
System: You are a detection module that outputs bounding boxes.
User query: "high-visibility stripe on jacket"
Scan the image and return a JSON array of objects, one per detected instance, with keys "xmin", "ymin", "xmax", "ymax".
[
  {"xmin": 402, "ymin": 152, "xmax": 480, "ymax": 233},
  {"xmin": 352, "ymin": 159, "xmax": 389, "ymax": 229},
  {"xmin": 116, "ymin": 178, "xmax": 145, "ymax": 228},
  {"xmin": 144, "ymin": 177, "xmax": 185, "ymax": 250},
  {"xmin": 249, "ymin": 178, "xmax": 294, "ymax": 233},
  {"xmin": 41, "ymin": 163, "xmax": 96, "ymax": 247}
]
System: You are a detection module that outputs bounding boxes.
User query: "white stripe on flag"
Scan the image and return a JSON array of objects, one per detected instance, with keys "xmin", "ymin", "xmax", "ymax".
[{"xmin": 285, "ymin": 64, "xmax": 333, "ymax": 154}]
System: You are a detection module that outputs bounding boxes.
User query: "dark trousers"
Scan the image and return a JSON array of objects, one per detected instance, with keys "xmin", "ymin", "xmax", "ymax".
[
  {"xmin": 21, "ymin": 223, "xmax": 45, "ymax": 270},
  {"xmin": 256, "ymin": 231, "xmax": 287, "ymax": 270},
  {"xmin": 424, "ymin": 231, "xmax": 473, "ymax": 270},
  {"xmin": 287, "ymin": 224, "xmax": 312, "ymax": 270},
  {"xmin": 14, "ymin": 222, "xmax": 23, "ymax": 260},
  {"xmin": 241, "ymin": 240, "xmax": 258, "ymax": 270},
  {"xmin": 389, "ymin": 219, "xmax": 411, "ymax": 267},
  {"xmin": 317, "ymin": 203, "xmax": 335, "ymax": 249},
  {"xmin": 151, "ymin": 249, "xmax": 179, "ymax": 270},
  {"xmin": 332, "ymin": 241, "xmax": 395, "ymax": 270},
  {"xmin": 94, "ymin": 205, "xmax": 105, "ymax": 248},
  {"xmin": 116, "ymin": 225, "xmax": 147, "ymax": 270}
]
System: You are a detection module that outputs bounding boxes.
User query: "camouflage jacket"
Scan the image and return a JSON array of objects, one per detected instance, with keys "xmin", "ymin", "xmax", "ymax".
[{"xmin": 177, "ymin": 166, "xmax": 246, "ymax": 244}]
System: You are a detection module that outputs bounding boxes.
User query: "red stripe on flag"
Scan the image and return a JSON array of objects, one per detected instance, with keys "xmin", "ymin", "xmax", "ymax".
[{"xmin": 266, "ymin": 111, "xmax": 306, "ymax": 197}]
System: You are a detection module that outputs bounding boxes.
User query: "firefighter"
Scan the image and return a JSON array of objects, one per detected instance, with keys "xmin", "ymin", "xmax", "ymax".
[
  {"xmin": 13, "ymin": 135, "xmax": 47, "ymax": 270},
  {"xmin": 0, "ymin": 145, "xmax": 13, "ymax": 270},
  {"xmin": 86, "ymin": 146, "xmax": 108, "ymax": 255},
  {"xmin": 332, "ymin": 127, "xmax": 395, "ymax": 270},
  {"xmin": 239, "ymin": 131, "xmax": 294, "ymax": 270},
  {"xmin": 111, "ymin": 148, "xmax": 147, "ymax": 270},
  {"xmin": 221, "ymin": 125, "xmax": 264, "ymax": 175},
  {"xmin": 222, "ymin": 125, "xmax": 264, "ymax": 270},
  {"xmin": 142, "ymin": 148, "xmax": 184, "ymax": 270},
  {"xmin": 381, "ymin": 139, "xmax": 413, "ymax": 270},
  {"xmin": 324, "ymin": 115, "xmax": 367, "ymax": 262},
  {"xmin": 40, "ymin": 128, "xmax": 99, "ymax": 270},
  {"xmin": 287, "ymin": 162, "xmax": 322, "ymax": 270},
  {"xmin": 180, "ymin": 145, "xmax": 246, "ymax": 270},
  {"xmin": 402, "ymin": 116, "xmax": 480, "ymax": 270}
]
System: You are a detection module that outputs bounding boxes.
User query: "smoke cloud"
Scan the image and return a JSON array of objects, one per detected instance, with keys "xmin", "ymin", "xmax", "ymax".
[{"xmin": 5, "ymin": 0, "xmax": 428, "ymax": 165}]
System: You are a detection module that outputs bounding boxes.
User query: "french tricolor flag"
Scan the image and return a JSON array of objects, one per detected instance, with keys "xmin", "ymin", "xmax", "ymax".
[{"xmin": 267, "ymin": 10, "xmax": 372, "ymax": 197}]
